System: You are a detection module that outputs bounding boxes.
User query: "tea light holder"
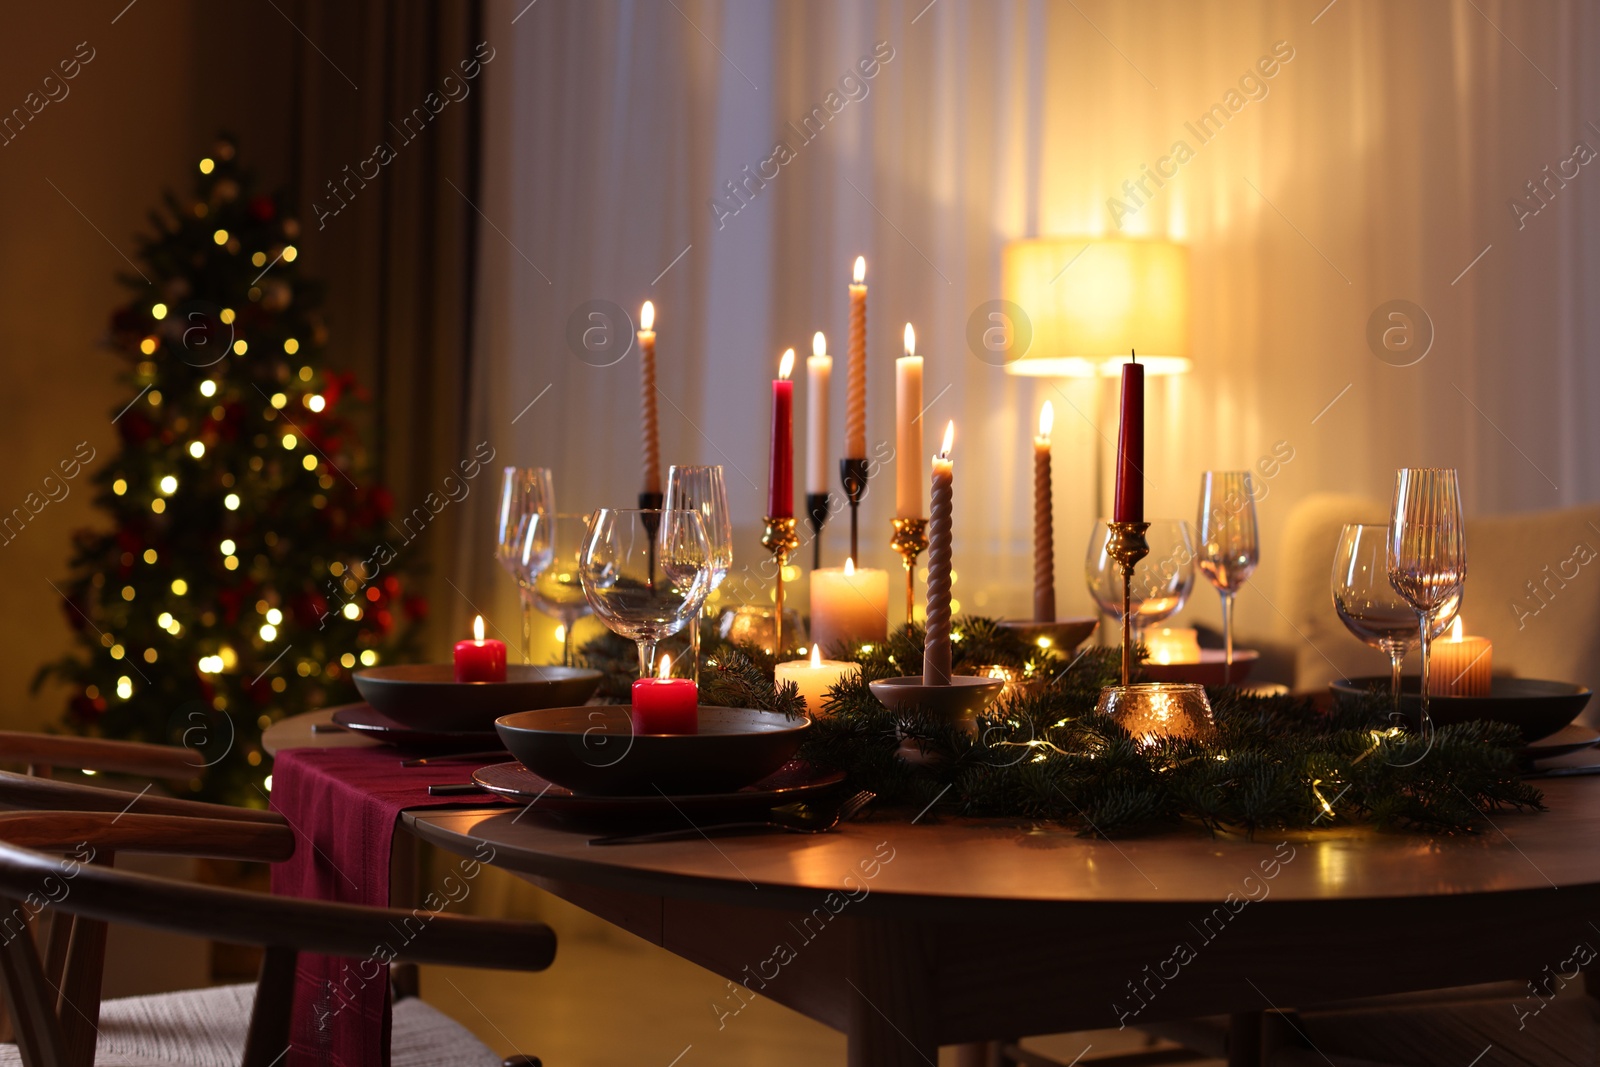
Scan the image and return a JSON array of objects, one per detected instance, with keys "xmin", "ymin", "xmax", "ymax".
[
  {"xmin": 761, "ymin": 515, "xmax": 801, "ymax": 656},
  {"xmin": 840, "ymin": 457, "xmax": 870, "ymax": 564},
  {"xmin": 1096, "ymin": 682, "xmax": 1214, "ymax": 744},
  {"xmin": 889, "ymin": 516, "xmax": 929, "ymax": 626}
]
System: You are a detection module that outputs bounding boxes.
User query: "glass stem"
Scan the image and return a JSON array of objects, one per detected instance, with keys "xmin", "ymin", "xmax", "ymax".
[
  {"xmin": 1416, "ymin": 614, "xmax": 1431, "ymax": 732},
  {"xmin": 687, "ymin": 616, "xmax": 701, "ymax": 686},
  {"xmin": 637, "ymin": 639, "xmax": 657, "ymax": 680},
  {"xmin": 561, "ymin": 614, "xmax": 576, "ymax": 667},
  {"xmin": 518, "ymin": 586, "xmax": 535, "ymax": 664},
  {"xmin": 1389, "ymin": 647, "xmax": 1406, "ymax": 726},
  {"xmin": 1220, "ymin": 591, "xmax": 1235, "ymax": 685}
]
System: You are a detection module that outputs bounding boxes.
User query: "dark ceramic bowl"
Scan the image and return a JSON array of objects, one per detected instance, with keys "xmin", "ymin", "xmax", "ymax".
[
  {"xmin": 998, "ymin": 618, "xmax": 1099, "ymax": 654},
  {"xmin": 494, "ymin": 706, "xmax": 810, "ymax": 796},
  {"xmin": 353, "ymin": 664, "xmax": 603, "ymax": 733},
  {"xmin": 1329, "ymin": 676, "xmax": 1591, "ymax": 742},
  {"xmin": 1141, "ymin": 649, "xmax": 1260, "ymax": 686}
]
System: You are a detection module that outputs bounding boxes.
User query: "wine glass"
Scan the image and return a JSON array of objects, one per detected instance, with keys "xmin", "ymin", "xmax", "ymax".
[
  {"xmin": 532, "ymin": 514, "xmax": 594, "ymax": 666},
  {"xmin": 665, "ymin": 465, "xmax": 734, "ymax": 683},
  {"xmin": 1332, "ymin": 523, "xmax": 1459, "ymax": 723},
  {"xmin": 1086, "ymin": 520, "xmax": 1197, "ymax": 645},
  {"xmin": 495, "ymin": 467, "xmax": 555, "ymax": 662},
  {"xmin": 1196, "ymin": 472, "xmax": 1260, "ymax": 684},
  {"xmin": 1386, "ymin": 469, "xmax": 1467, "ymax": 729},
  {"xmin": 580, "ymin": 508, "xmax": 712, "ymax": 678}
]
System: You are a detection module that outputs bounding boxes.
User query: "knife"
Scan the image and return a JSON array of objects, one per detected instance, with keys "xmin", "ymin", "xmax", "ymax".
[{"xmin": 1522, "ymin": 764, "xmax": 1600, "ymax": 779}]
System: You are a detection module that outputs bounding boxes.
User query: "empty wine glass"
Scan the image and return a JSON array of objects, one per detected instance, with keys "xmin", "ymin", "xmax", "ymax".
[
  {"xmin": 1332, "ymin": 523, "xmax": 1459, "ymax": 723},
  {"xmin": 532, "ymin": 514, "xmax": 594, "ymax": 666},
  {"xmin": 495, "ymin": 467, "xmax": 555, "ymax": 662},
  {"xmin": 665, "ymin": 465, "xmax": 734, "ymax": 684},
  {"xmin": 1196, "ymin": 471, "xmax": 1260, "ymax": 684},
  {"xmin": 1387, "ymin": 469, "xmax": 1466, "ymax": 729},
  {"xmin": 1086, "ymin": 519, "xmax": 1196, "ymax": 646},
  {"xmin": 580, "ymin": 508, "xmax": 712, "ymax": 678}
]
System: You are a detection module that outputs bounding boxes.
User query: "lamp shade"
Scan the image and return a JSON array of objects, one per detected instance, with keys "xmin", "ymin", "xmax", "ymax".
[{"xmin": 1001, "ymin": 237, "xmax": 1191, "ymax": 377}]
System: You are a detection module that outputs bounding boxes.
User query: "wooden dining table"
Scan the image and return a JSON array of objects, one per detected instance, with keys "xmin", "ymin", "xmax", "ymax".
[{"xmin": 265, "ymin": 708, "xmax": 1600, "ymax": 1066}]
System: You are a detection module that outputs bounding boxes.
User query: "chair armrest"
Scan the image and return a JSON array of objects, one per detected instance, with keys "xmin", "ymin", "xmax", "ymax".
[
  {"xmin": 0, "ymin": 733, "xmax": 201, "ymax": 779},
  {"xmin": 0, "ymin": 830, "xmax": 557, "ymax": 972},
  {"xmin": 0, "ymin": 811, "xmax": 295, "ymax": 863},
  {"xmin": 0, "ymin": 771, "xmax": 285, "ymax": 825}
]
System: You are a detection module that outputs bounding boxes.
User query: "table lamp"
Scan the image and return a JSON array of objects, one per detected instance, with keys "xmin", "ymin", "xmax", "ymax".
[{"xmin": 1001, "ymin": 236, "xmax": 1192, "ymax": 515}]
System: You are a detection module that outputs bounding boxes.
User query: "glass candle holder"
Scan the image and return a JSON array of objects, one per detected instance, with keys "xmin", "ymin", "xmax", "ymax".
[{"xmin": 1096, "ymin": 682, "xmax": 1214, "ymax": 744}]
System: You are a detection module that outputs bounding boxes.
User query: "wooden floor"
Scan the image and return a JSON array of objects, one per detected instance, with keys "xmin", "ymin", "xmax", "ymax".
[{"xmin": 418, "ymin": 872, "xmax": 1221, "ymax": 1066}]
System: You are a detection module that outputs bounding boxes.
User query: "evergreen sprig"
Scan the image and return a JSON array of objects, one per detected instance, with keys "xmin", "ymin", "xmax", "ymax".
[{"xmin": 581, "ymin": 615, "xmax": 1544, "ymax": 838}]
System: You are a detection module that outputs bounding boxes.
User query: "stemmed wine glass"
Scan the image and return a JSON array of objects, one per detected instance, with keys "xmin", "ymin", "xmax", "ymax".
[
  {"xmin": 1386, "ymin": 469, "xmax": 1467, "ymax": 729},
  {"xmin": 1332, "ymin": 523, "xmax": 1459, "ymax": 723},
  {"xmin": 1196, "ymin": 472, "xmax": 1260, "ymax": 684},
  {"xmin": 532, "ymin": 514, "xmax": 595, "ymax": 666},
  {"xmin": 665, "ymin": 465, "xmax": 733, "ymax": 683},
  {"xmin": 1086, "ymin": 519, "xmax": 1197, "ymax": 645},
  {"xmin": 495, "ymin": 467, "xmax": 555, "ymax": 663},
  {"xmin": 580, "ymin": 508, "xmax": 713, "ymax": 678}
]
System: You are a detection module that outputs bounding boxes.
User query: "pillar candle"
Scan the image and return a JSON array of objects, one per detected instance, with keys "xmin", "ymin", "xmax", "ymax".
[
  {"xmin": 1033, "ymin": 401, "xmax": 1055, "ymax": 622},
  {"xmin": 631, "ymin": 654, "xmax": 698, "ymax": 733},
  {"xmin": 767, "ymin": 349, "xmax": 795, "ymax": 518},
  {"xmin": 453, "ymin": 615, "xmax": 507, "ymax": 683},
  {"xmin": 808, "ymin": 558, "xmax": 888, "ymax": 654},
  {"xmin": 924, "ymin": 422, "xmax": 955, "ymax": 686},
  {"xmin": 774, "ymin": 644, "xmax": 860, "ymax": 716},
  {"xmin": 638, "ymin": 301, "xmax": 662, "ymax": 496},
  {"xmin": 895, "ymin": 323, "xmax": 923, "ymax": 519},
  {"xmin": 1146, "ymin": 627, "xmax": 1202, "ymax": 664},
  {"xmin": 1427, "ymin": 617, "xmax": 1492, "ymax": 697},
  {"xmin": 806, "ymin": 332, "xmax": 832, "ymax": 495},
  {"xmin": 1113, "ymin": 351, "xmax": 1144, "ymax": 523},
  {"xmin": 845, "ymin": 256, "xmax": 867, "ymax": 459}
]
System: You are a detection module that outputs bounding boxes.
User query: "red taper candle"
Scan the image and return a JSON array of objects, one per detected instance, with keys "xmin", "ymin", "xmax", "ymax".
[
  {"xmin": 1113, "ymin": 350, "xmax": 1145, "ymax": 523},
  {"xmin": 767, "ymin": 348, "xmax": 796, "ymax": 517}
]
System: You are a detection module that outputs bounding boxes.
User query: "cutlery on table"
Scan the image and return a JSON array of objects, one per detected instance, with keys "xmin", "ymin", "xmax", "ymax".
[
  {"xmin": 1522, "ymin": 764, "xmax": 1600, "ymax": 779},
  {"xmin": 401, "ymin": 751, "xmax": 506, "ymax": 768},
  {"xmin": 589, "ymin": 790, "xmax": 877, "ymax": 847},
  {"xmin": 427, "ymin": 782, "xmax": 492, "ymax": 797}
]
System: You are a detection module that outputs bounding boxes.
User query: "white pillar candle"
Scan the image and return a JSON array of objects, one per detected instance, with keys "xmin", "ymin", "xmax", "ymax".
[
  {"xmin": 895, "ymin": 323, "xmax": 924, "ymax": 519},
  {"xmin": 775, "ymin": 644, "xmax": 860, "ymax": 716},
  {"xmin": 809, "ymin": 557, "xmax": 889, "ymax": 655},
  {"xmin": 806, "ymin": 332, "xmax": 832, "ymax": 495}
]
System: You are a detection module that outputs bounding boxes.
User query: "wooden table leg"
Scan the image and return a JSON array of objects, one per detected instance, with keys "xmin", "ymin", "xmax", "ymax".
[{"xmin": 846, "ymin": 919, "xmax": 939, "ymax": 1067}]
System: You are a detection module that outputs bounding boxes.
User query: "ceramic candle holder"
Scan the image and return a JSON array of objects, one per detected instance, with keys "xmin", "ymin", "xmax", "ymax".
[
  {"xmin": 869, "ymin": 675, "xmax": 1005, "ymax": 734},
  {"xmin": 998, "ymin": 618, "xmax": 1099, "ymax": 655}
]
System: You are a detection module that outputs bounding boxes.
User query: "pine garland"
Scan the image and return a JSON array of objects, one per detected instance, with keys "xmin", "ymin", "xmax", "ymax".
[{"xmin": 579, "ymin": 616, "xmax": 1543, "ymax": 838}]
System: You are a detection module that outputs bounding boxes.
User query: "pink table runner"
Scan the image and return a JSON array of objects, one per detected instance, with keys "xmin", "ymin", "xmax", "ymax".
[{"xmin": 268, "ymin": 746, "xmax": 510, "ymax": 1067}]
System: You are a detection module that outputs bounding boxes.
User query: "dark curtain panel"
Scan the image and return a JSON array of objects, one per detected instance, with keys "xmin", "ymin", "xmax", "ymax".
[{"xmin": 281, "ymin": 1, "xmax": 484, "ymax": 656}]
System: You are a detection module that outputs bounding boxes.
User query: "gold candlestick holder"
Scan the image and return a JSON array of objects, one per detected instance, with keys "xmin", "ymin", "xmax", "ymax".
[
  {"xmin": 761, "ymin": 516, "xmax": 801, "ymax": 656},
  {"xmin": 1106, "ymin": 521, "xmax": 1151, "ymax": 687},
  {"xmin": 889, "ymin": 517, "xmax": 928, "ymax": 626}
]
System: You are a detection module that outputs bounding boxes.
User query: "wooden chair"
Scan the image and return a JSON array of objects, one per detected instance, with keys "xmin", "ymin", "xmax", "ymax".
[{"xmin": 0, "ymin": 802, "xmax": 555, "ymax": 1066}]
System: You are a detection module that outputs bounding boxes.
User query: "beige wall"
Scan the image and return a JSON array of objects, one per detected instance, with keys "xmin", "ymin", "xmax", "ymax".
[{"xmin": 0, "ymin": 1, "xmax": 294, "ymax": 730}]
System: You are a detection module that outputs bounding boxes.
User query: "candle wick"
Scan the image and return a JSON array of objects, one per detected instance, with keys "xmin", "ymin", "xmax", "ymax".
[{"xmin": 1131, "ymin": 348, "xmax": 1138, "ymax": 364}]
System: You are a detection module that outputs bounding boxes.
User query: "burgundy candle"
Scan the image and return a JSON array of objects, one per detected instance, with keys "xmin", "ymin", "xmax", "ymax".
[
  {"xmin": 767, "ymin": 348, "xmax": 795, "ymax": 517},
  {"xmin": 453, "ymin": 615, "xmax": 507, "ymax": 683},
  {"xmin": 631, "ymin": 654, "xmax": 698, "ymax": 734},
  {"xmin": 1112, "ymin": 351, "xmax": 1145, "ymax": 523}
]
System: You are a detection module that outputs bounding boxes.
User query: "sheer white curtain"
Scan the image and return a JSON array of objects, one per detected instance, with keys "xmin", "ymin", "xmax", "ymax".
[{"xmin": 464, "ymin": 0, "xmax": 1600, "ymax": 665}]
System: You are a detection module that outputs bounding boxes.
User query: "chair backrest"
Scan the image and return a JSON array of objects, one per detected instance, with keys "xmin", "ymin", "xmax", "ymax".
[
  {"xmin": 1280, "ymin": 492, "xmax": 1600, "ymax": 722},
  {"xmin": 0, "ymin": 811, "xmax": 556, "ymax": 1067}
]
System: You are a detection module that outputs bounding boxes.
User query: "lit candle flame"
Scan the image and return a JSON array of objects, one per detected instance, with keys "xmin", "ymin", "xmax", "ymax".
[
  {"xmin": 658, "ymin": 653, "xmax": 672, "ymax": 680},
  {"xmin": 940, "ymin": 420, "xmax": 955, "ymax": 456},
  {"xmin": 472, "ymin": 614, "xmax": 485, "ymax": 642},
  {"xmin": 1450, "ymin": 616, "xmax": 1464, "ymax": 641},
  {"xmin": 844, "ymin": 556, "xmax": 856, "ymax": 575},
  {"xmin": 1038, "ymin": 401, "xmax": 1054, "ymax": 439},
  {"xmin": 779, "ymin": 348, "xmax": 795, "ymax": 380},
  {"xmin": 852, "ymin": 256, "xmax": 866, "ymax": 284},
  {"xmin": 903, "ymin": 323, "xmax": 916, "ymax": 358},
  {"xmin": 639, "ymin": 300, "xmax": 655, "ymax": 332},
  {"xmin": 812, "ymin": 331, "xmax": 827, "ymax": 358},
  {"xmin": 811, "ymin": 645, "xmax": 823, "ymax": 668}
]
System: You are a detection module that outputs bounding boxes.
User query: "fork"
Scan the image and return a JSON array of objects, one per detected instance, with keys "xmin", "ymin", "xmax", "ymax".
[{"xmin": 588, "ymin": 789, "xmax": 877, "ymax": 847}]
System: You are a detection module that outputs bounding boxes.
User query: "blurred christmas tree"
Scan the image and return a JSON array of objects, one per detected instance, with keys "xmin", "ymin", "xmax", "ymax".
[{"xmin": 35, "ymin": 137, "xmax": 424, "ymax": 805}]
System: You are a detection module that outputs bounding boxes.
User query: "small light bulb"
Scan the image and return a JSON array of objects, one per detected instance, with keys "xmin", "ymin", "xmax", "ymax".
[
  {"xmin": 116, "ymin": 677, "xmax": 133, "ymax": 699},
  {"xmin": 171, "ymin": 578, "xmax": 188, "ymax": 595},
  {"xmin": 360, "ymin": 649, "xmax": 377, "ymax": 666},
  {"xmin": 151, "ymin": 302, "xmax": 168, "ymax": 320},
  {"xmin": 306, "ymin": 394, "xmax": 325, "ymax": 412},
  {"xmin": 112, "ymin": 478, "xmax": 127, "ymax": 496},
  {"xmin": 251, "ymin": 252, "xmax": 266, "ymax": 267},
  {"xmin": 343, "ymin": 603, "xmax": 361, "ymax": 620},
  {"xmin": 282, "ymin": 245, "xmax": 298, "ymax": 263},
  {"xmin": 284, "ymin": 338, "xmax": 299, "ymax": 354},
  {"xmin": 232, "ymin": 340, "xmax": 248, "ymax": 355},
  {"xmin": 143, "ymin": 548, "xmax": 157, "ymax": 564},
  {"xmin": 199, "ymin": 158, "xmax": 214, "ymax": 174},
  {"xmin": 340, "ymin": 652, "xmax": 356, "ymax": 668},
  {"xmin": 266, "ymin": 608, "xmax": 283, "ymax": 625},
  {"xmin": 282, "ymin": 434, "xmax": 297, "ymax": 450},
  {"xmin": 140, "ymin": 338, "xmax": 157, "ymax": 355},
  {"xmin": 199, "ymin": 380, "xmax": 217, "ymax": 397},
  {"xmin": 220, "ymin": 539, "xmax": 236, "ymax": 555},
  {"xmin": 188, "ymin": 441, "xmax": 205, "ymax": 459},
  {"xmin": 220, "ymin": 308, "xmax": 236, "ymax": 324},
  {"xmin": 270, "ymin": 392, "xmax": 287, "ymax": 409},
  {"xmin": 213, "ymin": 229, "xmax": 228, "ymax": 245},
  {"xmin": 301, "ymin": 455, "xmax": 317, "ymax": 471},
  {"xmin": 224, "ymin": 493, "xmax": 241, "ymax": 511},
  {"xmin": 158, "ymin": 475, "xmax": 178, "ymax": 495},
  {"xmin": 259, "ymin": 623, "xmax": 277, "ymax": 641}
]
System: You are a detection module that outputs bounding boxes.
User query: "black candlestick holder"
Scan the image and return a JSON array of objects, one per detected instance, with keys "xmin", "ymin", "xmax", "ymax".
[
  {"xmin": 839, "ymin": 457, "xmax": 869, "ymax": 563},
  {"xmin": 639, "ymin": 491, "xmax": 664, "ymax": 587},
  {"xmin": 806, "ymin": 492, "xmax": 830, "ymax": 569}
]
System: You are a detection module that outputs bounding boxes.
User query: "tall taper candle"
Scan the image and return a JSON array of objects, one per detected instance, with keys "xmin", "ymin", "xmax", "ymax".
[
  {"xmin": 924, "ymin": 421, "xmax": 955, "ymax": 686},
  {"xmin": 806, "ymin": 332, "xmax": 831, "ymax": 495},
  {"xmin": 638, "ymin": 301, "xmax": 662, "ymax": 496},
  {"xmin": 895, "ymin": 323, "xmax": 923, "ymax": 519},
  {"xmin": 768, "ymin": 349, "xmax": 796, "ymax": 518},
  {"xmin": 1033, "ymin": 401, "xmax": 1056, "ymax": 622},
  {"xmin": 845, "ymin": 256, "xmax": 867, "ymax": 458},
  {"xmin": 1113, "ymin": 350, "xmax": 1145, "ymax": 523}
]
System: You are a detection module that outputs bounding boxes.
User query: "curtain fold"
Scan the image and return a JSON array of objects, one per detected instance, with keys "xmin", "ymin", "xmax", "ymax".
[{"xmin": 475, "ymin": 0, "xmax": 1600, "ymax": 664}]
